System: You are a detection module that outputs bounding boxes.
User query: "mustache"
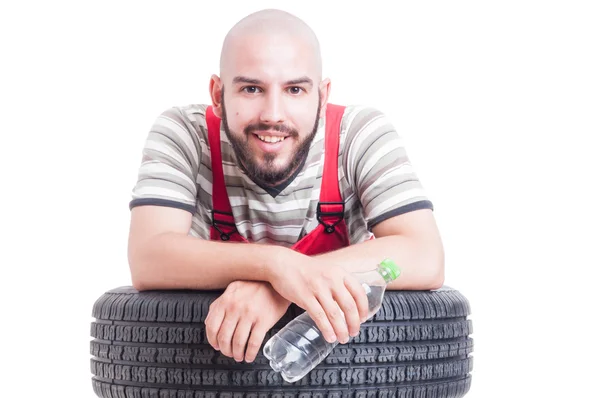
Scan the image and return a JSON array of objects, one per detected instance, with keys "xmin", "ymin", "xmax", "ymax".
[{"xmin": 244, "ymin": 123, "xmax": 298, "ymax": 137}]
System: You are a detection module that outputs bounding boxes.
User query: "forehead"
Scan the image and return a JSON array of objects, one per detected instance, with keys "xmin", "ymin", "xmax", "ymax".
[{"xmin": 225, "ymin": 33, "xmax": 319, "ymax": 84}]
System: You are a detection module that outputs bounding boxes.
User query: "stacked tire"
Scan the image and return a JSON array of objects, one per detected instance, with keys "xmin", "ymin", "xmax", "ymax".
[{"xmin": 90, "ymin": 286, "xmax": 473, "ymax": 397}]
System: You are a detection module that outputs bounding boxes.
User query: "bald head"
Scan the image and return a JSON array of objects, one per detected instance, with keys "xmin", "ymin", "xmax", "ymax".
[{"xmin": 219, "ymin": 9, "xmax": 322, "ymax": 80}]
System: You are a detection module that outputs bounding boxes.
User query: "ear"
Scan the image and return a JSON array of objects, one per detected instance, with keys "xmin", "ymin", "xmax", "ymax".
[
  {"xmin": 318, "ymin": 78, "xmax": 332, "ymax": 118},
  {"xmin": 209, "ymin": 75, "xmax": 223, "ymax": 118}
]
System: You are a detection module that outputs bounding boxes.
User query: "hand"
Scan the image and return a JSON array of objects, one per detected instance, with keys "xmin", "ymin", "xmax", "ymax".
[
  {"xmin": 267, "ymin": 253, "xmax": 369, "ymax": 345},
  {"xmin": 204, "ymin": 280, "xmax": 291, "ymax": 362}
]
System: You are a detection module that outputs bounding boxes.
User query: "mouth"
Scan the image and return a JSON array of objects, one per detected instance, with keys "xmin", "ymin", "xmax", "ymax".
[
  {"xmin": 251, "ymin": 132, "xmax": 290, "ymax": 153},
  {"xmin": 252, "ymin": 130, "xmax": 290, "ymax": 143},
  {"xmin": 255, "ymin": 134, "xmax": 288, "ymax": 143}
]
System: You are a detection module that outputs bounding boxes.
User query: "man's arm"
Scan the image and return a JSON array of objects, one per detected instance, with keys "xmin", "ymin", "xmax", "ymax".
[
  {"xmin": 128, "ymin": 204, "xmax": 369, "ymax": 344},
  {"xmin": 316, "ymin": 208, "xmax": 444, "ymax": 290},
  {"xmin": 331, "ymin": 105, "xmax": 444, "ymax": 290},
  {"xmin": 127, "ymin": 205, "xmax": 281, "ymax": 291}
]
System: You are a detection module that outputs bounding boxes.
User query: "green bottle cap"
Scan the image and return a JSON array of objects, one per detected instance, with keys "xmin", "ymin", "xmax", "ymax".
[{"xmin": 380, "ymin": 259, "xmax": 401, "ymax": 282}]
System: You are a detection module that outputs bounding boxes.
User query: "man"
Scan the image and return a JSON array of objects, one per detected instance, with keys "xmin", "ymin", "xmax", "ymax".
[{"xmin": 127, "ymin": 9, "xmax": 444, "ymax": 364}]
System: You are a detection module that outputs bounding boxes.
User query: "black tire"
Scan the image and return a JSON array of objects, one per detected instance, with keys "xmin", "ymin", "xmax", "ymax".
[{"xmin": 90, "ymin": 286, "xmax": 473, "ymax": 397}]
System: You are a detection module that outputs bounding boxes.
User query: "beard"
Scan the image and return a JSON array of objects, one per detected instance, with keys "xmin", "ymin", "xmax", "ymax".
[{"xmin": 221, "ymin": 90, "xmax": 321, "ymax": 187}]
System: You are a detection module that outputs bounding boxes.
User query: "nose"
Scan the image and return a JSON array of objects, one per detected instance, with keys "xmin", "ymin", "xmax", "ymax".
[{"xmin": 260, "ymin": 91, "xmax": 285, "ymax": 124}]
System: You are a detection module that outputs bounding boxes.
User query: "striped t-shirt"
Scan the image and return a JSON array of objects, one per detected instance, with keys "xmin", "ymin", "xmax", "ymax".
[{"xmin": 129, "ymin": 103, "xmax": 434, "ymax": 246}]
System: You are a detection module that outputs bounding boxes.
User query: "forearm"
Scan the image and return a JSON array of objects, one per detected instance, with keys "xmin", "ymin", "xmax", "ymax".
[
  {"xmin": 316, "ymin": 235, "xmax": 444, "ymax": 290},
  {"xmin": 128, "ymin": 232, "xmax": 287, "ymax": 291}
]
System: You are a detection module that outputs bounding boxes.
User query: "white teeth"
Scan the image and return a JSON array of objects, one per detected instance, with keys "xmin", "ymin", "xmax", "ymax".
[{"xmin": 258, "ymin": 135, "xmax": 285, "ymax": 143}]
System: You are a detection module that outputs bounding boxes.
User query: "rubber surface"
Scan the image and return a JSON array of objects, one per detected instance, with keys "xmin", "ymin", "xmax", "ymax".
[{"xmin": 90, "ymin": 286, "xmax": 473, "ymax": 397}]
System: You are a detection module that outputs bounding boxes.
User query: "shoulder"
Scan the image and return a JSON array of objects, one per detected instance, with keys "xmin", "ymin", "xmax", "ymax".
[
  {"xmin": 175, "ymin": 103, "xmax": 210, "ymax": 120},
  {"xmin": 339, "ymin": 104, "xmax": 389, "ymax": 136},
  {"xmin": 338, "ymin": 104, "xmax": 397, "ymax": 167},
  {"xmin": 153, "ymin": 104, "xmax": 211, "ymax": 144},
  {"xmin": 162, "ymin": 103, "xmax": 210, "ymax": 131}
]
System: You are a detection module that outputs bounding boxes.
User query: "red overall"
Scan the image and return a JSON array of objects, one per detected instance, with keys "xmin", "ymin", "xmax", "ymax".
[{"xmin": 205, "ymin": 104, "xmax": 350, "ymax": 255}]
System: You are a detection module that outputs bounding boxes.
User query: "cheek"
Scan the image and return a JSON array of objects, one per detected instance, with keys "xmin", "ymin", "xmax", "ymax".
[
  {"xmin": 226, "ymin": 104, "xmax": 253, "ymax": 131},
  {"xmin": 288, "ymin": 100, "xmax": 319, "ymax": 131},
  {"xmin": 295, "ymin": 112, "xmax": 318, "ymax": 135}
]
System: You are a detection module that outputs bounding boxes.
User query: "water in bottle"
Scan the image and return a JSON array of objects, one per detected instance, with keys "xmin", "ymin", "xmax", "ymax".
[{"xmin": 262, "ymin": 259, "xmax": 401, "ymax": 383}]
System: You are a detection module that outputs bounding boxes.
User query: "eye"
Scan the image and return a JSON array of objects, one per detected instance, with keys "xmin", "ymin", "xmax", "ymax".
[
  {"xmin": 288, "ymin": 86, "xmax": 304, "ymax": 95},
  {"xmin": 242, "ymin": 86, "xmax": 261, "ymax": 94}
]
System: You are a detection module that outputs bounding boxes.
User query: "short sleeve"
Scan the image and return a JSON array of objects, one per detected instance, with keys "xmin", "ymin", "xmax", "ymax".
[
  {"xmin": 342, "ymin": 106, "xmax": 434, "ymax": 230},
  {"xmin": 129, "ymin": 106, "xmax": 202, "ymax": 214}
]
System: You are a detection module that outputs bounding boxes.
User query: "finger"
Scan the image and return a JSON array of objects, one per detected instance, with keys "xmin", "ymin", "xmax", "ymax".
[
  {"xmin": 306, "ymin": 298, "xmax": 337, "ymax": 343},
  {"xmin": 245, "ymin": 322, "xmax": 270, "ymax": 363},
  {"xmin": 345, "ymin": 276, "xmax": 370, "ymax": 323},
  {"xmin": 217, "ymin": 315, "xmax": 238, "ymax": 358},
  {"xmin": 333, "ymin": 283, "xmax": 361, "ymax": 338},
  {"xmin": 232, "ymin": 320, "xmax": 253, "ymax": 362},
  {"xmin": 316, "ymin": 293, "xmax": 349, "ymax": 344},
  {"xmin": 204, "ymin": 303, "xmax": 225, "ymax": 351}
]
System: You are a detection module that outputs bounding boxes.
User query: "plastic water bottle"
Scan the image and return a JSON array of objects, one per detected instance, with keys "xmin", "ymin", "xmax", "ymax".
[{"xmin": 263, "ymin": 259, "xmax": 401, "ymax": 383}]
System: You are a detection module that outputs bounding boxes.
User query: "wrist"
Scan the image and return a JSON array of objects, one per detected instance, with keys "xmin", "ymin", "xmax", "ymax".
[{"xmin": 263, "ymin": 245, "xmax": 298, "ymax": 284}]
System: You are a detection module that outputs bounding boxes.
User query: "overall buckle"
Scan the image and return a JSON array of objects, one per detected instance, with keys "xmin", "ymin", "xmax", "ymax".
[
  {"xmin": 211, "ymin": 210, "xmax": 237, "ymax": 241},
  {"xmin": 316, "ymin": 202, "xmax": 345, "ymax": 234}
]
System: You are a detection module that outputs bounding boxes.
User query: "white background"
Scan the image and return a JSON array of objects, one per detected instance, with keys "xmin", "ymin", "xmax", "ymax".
[{"xmin": 1, "ymin": 1, "xmax": 599, "ymax": 396}]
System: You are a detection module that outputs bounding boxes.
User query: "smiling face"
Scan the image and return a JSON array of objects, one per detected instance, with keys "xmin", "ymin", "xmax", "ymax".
[
  {"xmin": 210, "ymin": 13, "xmax": 330, "ymax": 187},
  {"xmin": 221, "ymin": 84, "xmax": 321, "ymax": 187}
]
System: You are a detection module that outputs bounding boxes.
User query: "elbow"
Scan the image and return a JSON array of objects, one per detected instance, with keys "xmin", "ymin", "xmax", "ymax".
[
  {"xmin": 128, "ymin": 242, "xmax": 160, "ymax": 292},
  {"xmin": 408, "ymin": 232, "xmax": 445, "ymax": 290},
  {"xmin": 132, "ymin": 279, "xmax": 149, "ymax": 292},
  {"xmin": 421, "ymin": 244, "xmax": 445, "ymax": 290},
  {"xmin": 428, "ymin": 246, "xmax": 445, "ymax": 290},
  {"xmin": 129, "ymin": 258, "xmax": 153, "ymax": 292},
  {"xmin": 416, "ymin": 263, "xmax": 444, "ymax": 291},
  {"xmin": 131, "ymin": 272, "xmax": 154, "ymax": 292},
  {"xmin": 417, "ymin": 271, "xmax": 444, "ymax": 291},
  {"xmin": 428, "ymin": 271, "xmax": 445, "ymax": 290},
  {"xmin": 130, "ymin": 263, "xmax": 165, "ymax": 292}
]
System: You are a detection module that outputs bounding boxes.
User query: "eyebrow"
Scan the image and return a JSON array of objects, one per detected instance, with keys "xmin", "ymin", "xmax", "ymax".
[{"xmin": 232, "ymin": 76, "xmax": 314, "ymax": 87}]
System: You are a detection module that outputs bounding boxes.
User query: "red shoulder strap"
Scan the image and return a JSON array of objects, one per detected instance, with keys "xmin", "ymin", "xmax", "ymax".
[
  {"xmin": 320, "ymin": 104, "xmax": 345, "ymax": 204},
  {"xmin": 206, "ymin": 106, "xmax": 233, "ymax": 216}
]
